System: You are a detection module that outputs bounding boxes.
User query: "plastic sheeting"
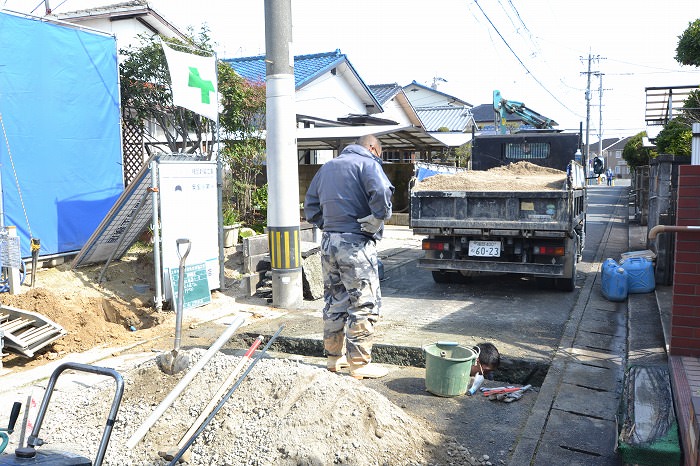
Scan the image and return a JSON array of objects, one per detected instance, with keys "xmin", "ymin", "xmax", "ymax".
[{"xmin": 0, "ymin": 11, "xmax": 123, "ymax": 258}]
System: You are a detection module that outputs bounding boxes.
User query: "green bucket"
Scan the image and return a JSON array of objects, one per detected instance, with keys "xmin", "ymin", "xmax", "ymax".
[{"xmin": 424, "ymin": 342, "xmax": 477, "ymax": 397}]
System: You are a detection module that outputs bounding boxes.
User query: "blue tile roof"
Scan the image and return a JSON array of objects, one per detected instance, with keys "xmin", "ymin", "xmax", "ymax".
[{"xmin": 223, "ymin": 49, "xmax": 347, "ymax": 89}]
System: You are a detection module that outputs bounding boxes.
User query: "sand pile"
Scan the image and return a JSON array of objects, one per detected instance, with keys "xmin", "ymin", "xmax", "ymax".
[{"xmin": 413, "ymin": 161, "xmax": 566, "ymax": 192}]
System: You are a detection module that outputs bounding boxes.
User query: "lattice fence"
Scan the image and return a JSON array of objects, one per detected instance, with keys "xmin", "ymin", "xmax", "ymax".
[{"xmin": 122, "ymin": 121, "xmax": 145, "ymax": 187}]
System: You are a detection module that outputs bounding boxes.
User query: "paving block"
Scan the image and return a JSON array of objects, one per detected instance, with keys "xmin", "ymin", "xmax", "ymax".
[{"xmin": 535, "ymin": 408, "xmax": 618, "ymax": 465}]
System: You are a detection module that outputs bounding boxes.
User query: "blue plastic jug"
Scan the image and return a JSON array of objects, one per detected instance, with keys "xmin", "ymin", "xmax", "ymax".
[
  {"xmin": 601, "ymin": 258, "xmax": 628, "ymax": 301},
  {"xmin": 620, "ymin": 257, "xmax": 655, "ymax": 294}
]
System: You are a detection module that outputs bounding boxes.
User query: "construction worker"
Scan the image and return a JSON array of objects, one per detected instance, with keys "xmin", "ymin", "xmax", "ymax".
[
  {"xmin": 470, "ymin": 342, "xmax": 501, "ymax": 379},
  {"xmin": 304, "ymin": 134, "xmax": 395, "ymax": 379}
]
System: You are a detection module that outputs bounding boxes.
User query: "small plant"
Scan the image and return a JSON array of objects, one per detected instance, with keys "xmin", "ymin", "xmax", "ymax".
[{"xmin": 222, "ymin": 205, "xmax": 241, "ymax": 226}]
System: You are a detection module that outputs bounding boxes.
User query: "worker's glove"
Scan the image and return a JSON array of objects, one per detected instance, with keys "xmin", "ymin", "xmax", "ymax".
[{"xmin": 357, "ymin": 215, "xmax": 383, "ymax": 234}]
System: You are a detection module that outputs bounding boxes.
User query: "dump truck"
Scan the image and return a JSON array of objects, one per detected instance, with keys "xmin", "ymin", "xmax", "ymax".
[{"xmin": 410, "ymin": 133, "xmax": 586, "ymax": 291}]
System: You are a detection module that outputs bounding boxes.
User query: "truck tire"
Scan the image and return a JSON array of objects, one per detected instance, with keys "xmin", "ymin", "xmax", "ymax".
[{"xmin": 432, "ymin": 270, "xmax": 454, "ymax": 283}]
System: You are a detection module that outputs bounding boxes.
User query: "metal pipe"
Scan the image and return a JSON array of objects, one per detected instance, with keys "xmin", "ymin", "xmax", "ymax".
[
  {"xmin": 169, "ymin": 326, "xmax": 284, "ymax": 465},
  {"xmin": 176, "ymin": 335, "xmax": 264, "ymax": 449},
  {"xmin": 692, "ymin": 122, "xmax": 700, "ymax": 166},
  {"xmin": 648, "ymin": 225, "xmax": 700, "ymax": 240},
  {"xmin": 125, "ymin": 315, "xmax": 245, "ymax": 449},
  {"xmin": 151, "ymin": 160, "xmax": 163, "ymax": 311}
]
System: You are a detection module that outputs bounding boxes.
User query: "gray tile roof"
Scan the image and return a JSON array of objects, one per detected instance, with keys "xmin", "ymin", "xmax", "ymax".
[
  {"xmin": 471, "ymin": 103, "xmax": 520, "ymax": 123},
  {"xmin": 415, "ymin": 106, "xmax": 473, "ymax": 132},
  {"xmin": 403, "ymin": 80, "xmax": 472, "ymax": 107},
  {"xmin": 368, "ymin": 83, "xmax": 402, "ymax": 104}
]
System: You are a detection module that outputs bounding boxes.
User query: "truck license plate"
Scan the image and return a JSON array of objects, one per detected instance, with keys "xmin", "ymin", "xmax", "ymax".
[{"xmin": 468, "ymin": 241, "xmax": 501, "ymax": 257}]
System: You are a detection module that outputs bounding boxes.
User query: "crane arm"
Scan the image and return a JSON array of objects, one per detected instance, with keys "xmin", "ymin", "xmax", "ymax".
[{"xmin": 493, "ymin": 90, "xmax": 558, "ymax": 134}]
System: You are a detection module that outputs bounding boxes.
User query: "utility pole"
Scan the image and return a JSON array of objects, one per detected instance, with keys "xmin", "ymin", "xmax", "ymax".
[
  {"xmin": 581, "ymin": 53, "xmax": 603, "ymax": 181},
  {"xmin": 597, "ymin": 73, "xmax": 604, "ymax": 169},
  {"xmin": 264, "ymin": 0, "xmax": 302, "ymax": 308}
]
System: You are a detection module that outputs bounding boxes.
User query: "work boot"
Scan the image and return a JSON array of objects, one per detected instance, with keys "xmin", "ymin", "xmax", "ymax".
[
  {"xmin": 327, "ymin": 355, "xmax": 349, "ymax": 372},
  {"xmin": 348, "ymin": 362, "xmax": 388, "ymax": 379}
]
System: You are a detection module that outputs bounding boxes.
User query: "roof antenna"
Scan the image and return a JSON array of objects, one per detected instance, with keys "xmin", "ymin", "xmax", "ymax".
[{"xmin": 432, "ymin": 77, "xmax": 447, "ymax": 90}]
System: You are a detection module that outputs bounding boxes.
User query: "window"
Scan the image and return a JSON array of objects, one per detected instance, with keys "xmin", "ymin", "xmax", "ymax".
[
  {"xmin": 615, "ymin": 150, "xmax": 622, "ymax": 159},
  {"xmin": 505, "ymin": 142, "xmax": 550, "ymax": 160}
]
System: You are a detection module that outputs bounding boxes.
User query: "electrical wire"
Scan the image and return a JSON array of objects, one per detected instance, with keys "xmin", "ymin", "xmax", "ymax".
[{"xmin": 472, "ymin": 0, "xmax": 580, "ymax": 118}]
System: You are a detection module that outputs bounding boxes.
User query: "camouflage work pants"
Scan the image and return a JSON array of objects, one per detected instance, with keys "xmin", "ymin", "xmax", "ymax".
[{"xmin": 320, "ymin": 231, "xmax": 381, "ymax": 365}]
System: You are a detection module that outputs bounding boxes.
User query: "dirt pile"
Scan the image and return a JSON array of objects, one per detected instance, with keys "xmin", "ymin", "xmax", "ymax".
[
  {"xmin": 27, "ymin": 351, "xmax": 481, "ymax": 465},
  {"xmin": 413, "ymin": 161, "xmax": 566, "ymax": 192},
  {"xmin": 0, "ymin": 248, "xmax": 170, "ymax": 369}
]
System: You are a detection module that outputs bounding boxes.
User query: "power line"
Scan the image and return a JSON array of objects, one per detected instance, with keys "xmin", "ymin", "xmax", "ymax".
[{"xmin": 472, "ymin": 0, "xmax": 579, "ymax": 116}]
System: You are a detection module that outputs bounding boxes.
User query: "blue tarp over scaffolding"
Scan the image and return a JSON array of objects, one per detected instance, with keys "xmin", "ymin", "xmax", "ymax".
[{"xmin": 0, "ymin": 11, "xmax": 124, "ymax": 258}]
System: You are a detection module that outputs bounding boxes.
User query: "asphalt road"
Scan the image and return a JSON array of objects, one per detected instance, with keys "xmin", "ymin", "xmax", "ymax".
[
  {"xmin": 215, "ymin": 182, "xmax": 632, "ymax": 464},
  {"xmin": 0, "ymin": 181, "xmax": 636, "ymax": 465}
]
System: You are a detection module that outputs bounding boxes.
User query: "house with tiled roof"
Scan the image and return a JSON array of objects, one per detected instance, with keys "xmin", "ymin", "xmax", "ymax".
[
  {"xmin": 225, "ymin": 50, "xmax": 383, "ymax": 128},
  {"xmin": 470, "ymin": 103, "xmax": 523, "ymax": 132},
  {"xmin": 225, "ymin": 50, "xmax": 453, "ymax": 164},
  {"xmin": 403, "ymin": 80, "xmax": 471, "ymax": 108},
  {"xmin": 368, "ymin": 83, "xmax": 420, "ymax": 127},
  {"xmin": 52, "ymin": 0, "xmax": 188, "ymax": 53},
  {"xmin": 400, "ymin": 81, "xmax": 475, "ymax": 153}
]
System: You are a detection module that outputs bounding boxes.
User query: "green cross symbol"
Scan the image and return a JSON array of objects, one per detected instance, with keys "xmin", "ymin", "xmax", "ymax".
[{"xmin": 188, "ymin": 67, "xmax": 215, "ymax": 104}]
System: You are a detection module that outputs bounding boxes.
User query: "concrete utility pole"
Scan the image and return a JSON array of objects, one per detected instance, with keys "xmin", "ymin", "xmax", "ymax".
[
  {"xmin": 264, "ymin": 0, "xmax": 302, "ymax": 308},
  {"xmin": 581, "ymin": 53, "xmax": 603, "ymax": 181},
  {"xmin": 598, "ymin": 73, "xmax": 604, "ymax": 169},
  {"xmin": 583, "ymin": 55, "xmax": 592, "ymax": 177}
]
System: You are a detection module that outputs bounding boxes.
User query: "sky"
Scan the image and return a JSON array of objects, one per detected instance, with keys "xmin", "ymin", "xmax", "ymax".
[{"xmin": 5, "ymin": 0, "xmax": 700, "ymax": 140}]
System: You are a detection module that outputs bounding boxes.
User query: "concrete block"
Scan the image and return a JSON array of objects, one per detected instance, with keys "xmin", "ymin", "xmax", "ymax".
[{"xmin": 301, "ymin": 251, "xmax": 323, "ymax": 300}]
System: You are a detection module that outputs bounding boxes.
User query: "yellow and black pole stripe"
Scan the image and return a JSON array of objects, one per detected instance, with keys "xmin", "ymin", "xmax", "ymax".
[{"xmin": 268, "ymin": 226, "xmax": 301, "ymax": 270}]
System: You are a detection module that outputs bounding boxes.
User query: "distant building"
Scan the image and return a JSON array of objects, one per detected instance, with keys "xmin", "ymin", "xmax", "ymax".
[{"xmin": 588, "ymin": 137, "xmax": 632, "ymax": 178}]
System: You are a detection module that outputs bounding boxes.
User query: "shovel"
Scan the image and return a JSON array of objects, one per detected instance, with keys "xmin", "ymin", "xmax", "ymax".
[{"xmin": 158, "ymin": 238, "xmax": 192, "ymax": 375}]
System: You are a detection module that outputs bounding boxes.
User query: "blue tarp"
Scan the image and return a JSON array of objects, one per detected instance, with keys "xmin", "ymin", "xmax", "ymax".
[
  {"xmin": 0, "ymin": 11, "xmax": 124, "ymax": 258},
  {"xmin": 415, "ymin": 163, "xmax": 467, "ymax": 181}
]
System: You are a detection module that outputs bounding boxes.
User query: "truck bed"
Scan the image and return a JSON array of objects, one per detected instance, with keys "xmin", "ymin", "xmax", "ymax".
[{"xmin": 410, "ymin": 188, "xmax": 585, "ymax": 234}]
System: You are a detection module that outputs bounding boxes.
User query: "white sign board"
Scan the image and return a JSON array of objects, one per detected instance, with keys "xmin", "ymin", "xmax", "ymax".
[{"xmin": 159, "ymin": 161, "xmax": 219, "ymax": 302}]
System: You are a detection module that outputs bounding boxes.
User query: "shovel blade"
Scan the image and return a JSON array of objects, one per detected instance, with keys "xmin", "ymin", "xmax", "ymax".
[{"xmin": 157, "ymin": 350, "xmax": 190, "ymax": 375}]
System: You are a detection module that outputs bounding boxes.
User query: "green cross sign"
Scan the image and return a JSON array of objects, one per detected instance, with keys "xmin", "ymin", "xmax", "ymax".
[{"xmin": 188, "ymin": 67, "xmax": 215, "ymax": 104}]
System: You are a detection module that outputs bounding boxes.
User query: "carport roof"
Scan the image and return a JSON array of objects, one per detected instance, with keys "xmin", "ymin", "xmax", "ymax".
[{"xmin": 296, "ymin": 125, "xmax": 451, "ymax": 151}]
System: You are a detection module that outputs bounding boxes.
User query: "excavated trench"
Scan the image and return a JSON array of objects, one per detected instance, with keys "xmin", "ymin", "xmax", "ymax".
[{"xmin": 231, "ymin": 332, "xmax": 550, "ymax": 387}]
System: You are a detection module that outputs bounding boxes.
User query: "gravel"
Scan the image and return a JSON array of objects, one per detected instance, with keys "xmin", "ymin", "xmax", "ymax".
[{"xmin": 7, "ymin": 349, "xmax": 484, "ymax": 465}]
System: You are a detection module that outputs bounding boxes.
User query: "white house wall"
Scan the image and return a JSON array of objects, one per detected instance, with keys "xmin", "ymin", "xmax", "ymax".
[
  {"xmin": 405, "ymin": 85, "xmax": 461, "ymax": 108},
  {"xmin": 60, "ymin": 17, "xmax": 182, "ymax": 58},
  {"xmin": 296, "ymin": 67, "xmax": 370, "ymax": 121},
  {"xmin": 378, "ymin": 97, "xmax": 412, "ymax": 126}
]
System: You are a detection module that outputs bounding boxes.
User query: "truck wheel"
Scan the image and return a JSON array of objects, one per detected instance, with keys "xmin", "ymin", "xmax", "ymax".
[{"xmin": 432, "ymin": 270, "xmax": 454, "ymax": 283}]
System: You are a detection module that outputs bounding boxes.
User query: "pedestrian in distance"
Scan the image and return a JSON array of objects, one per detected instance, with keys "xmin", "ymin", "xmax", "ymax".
[
  {"xmin": 304, "ymin": 134, "xmax": 395, "ymax": 379},
  {"xmin": 605, "ymin": 168, "xmax": 613, "ymax": 186}
]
